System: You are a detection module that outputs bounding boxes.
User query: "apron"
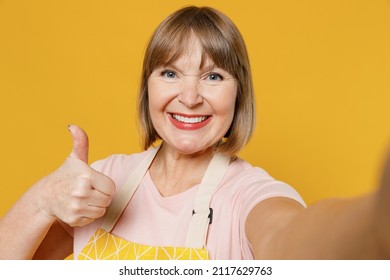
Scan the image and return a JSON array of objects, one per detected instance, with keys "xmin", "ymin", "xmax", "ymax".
[{"xmin": 78, "ymin": 146, "xmax": 230, "ymax": 260}]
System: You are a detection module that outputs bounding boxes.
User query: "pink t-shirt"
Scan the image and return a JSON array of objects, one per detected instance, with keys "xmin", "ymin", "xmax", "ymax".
[{"xmin": 74, "ymin": 148, "xmax": 306, "ymax": 260}]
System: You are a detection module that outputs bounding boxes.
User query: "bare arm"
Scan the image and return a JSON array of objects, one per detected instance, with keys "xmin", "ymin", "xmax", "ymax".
[
  {"xmin": 0, "ymin": 180, "xmax": 72, "ymax": 259},
  {"xmin": 0, "ymin": 177, "xmax": 59, "ymax": 259},
  {"xmin": 33, "ymin": 220, "xmax": 73, "ymax": 260},
  {"xmin": 0, "ymin": 125, "xmax": 115, "ymax": 259},
  {"xmin": 246, "ymin": 150, "xmax": 390, "ymax": 259}
]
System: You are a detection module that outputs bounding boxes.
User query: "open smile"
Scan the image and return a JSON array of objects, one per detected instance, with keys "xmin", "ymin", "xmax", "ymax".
[
  {"xmin": 172, "ymin": 114, "xmax": 209, "ymax": 123},
  {"xmin": 168, "ymin": 113, "xmax": 212, "ymax": 130}
]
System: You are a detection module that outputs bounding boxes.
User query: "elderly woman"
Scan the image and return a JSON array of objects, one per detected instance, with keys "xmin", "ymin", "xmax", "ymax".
[{"xmin": 0, "ymin": 6, "xmax": 389, "ymax": 260}]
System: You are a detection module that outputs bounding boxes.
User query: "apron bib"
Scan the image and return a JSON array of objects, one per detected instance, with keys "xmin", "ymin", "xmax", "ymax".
[{"xmin": 78, "ymin": 146, "xmax": 230, "ymax": 260}]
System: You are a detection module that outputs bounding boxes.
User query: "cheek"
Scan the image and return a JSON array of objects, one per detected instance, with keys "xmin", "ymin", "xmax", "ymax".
[
  {"xmin": 147, "ymin": 79, "xmax": 175, "ymax": 111},
  {"xmin": 147, "ymin": 82, "xmax": 161, "ymax": 126},
  {"xmin": 147, "ymin": 82, "xmax": 174, "ymax": 132},
  {"xmin": 147, "ymin": 82, "xmax": 165, "ymax": 113},
  {"xmin": 148, "ymin": 98, "xmax": 164, "ymax": 130},
  {"xmin": 217, "ymin": 87, "xmax": 237, "ymax": 117},
  {"xmin": 220, "ymin": 88, "xmax": 237, "ymax": 129},
  {"xmin": 147, "ymin": 80, "xmax": 157, "ymax": 104}
]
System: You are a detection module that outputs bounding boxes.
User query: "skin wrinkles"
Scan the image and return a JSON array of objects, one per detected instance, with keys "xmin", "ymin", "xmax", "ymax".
[{"xmin": 147, "ymin": 34, "xmax": 237, "ymax": 158}]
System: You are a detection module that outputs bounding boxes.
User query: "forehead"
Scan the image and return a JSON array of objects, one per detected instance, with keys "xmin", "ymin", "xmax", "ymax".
[
  {"xmin": 165, "ymin": 35, "xmax": 216, "ymax": 70},
  {"xmin": 155, "ymin": 31, "xmax": 215, "ymax": 69}
]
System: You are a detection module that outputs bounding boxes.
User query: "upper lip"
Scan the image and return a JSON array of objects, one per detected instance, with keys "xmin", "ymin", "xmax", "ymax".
[{"xmin": 169, "ymin": 112, "xmax": 211, "ymax": 117}]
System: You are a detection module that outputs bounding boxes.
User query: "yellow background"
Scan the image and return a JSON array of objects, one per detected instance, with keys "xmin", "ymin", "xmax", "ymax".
[{"xmin": 1, "ymin": 0, "xmax": 389, "ymax": 218}]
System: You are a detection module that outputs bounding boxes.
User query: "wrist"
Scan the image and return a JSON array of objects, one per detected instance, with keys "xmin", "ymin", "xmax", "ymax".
[{"xmin": 31, "ymin": 175, "xmax": 57, "ymax": 223}]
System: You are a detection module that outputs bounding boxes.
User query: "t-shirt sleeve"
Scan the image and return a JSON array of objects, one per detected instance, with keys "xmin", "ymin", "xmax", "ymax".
[
  {"xmin": 241, "ymin": 180, "xmax": 306, "ymax": 218},
  {"xmin": 238, "ymin": 177, "xmax": 306, "ymax": 258},
  {"xmin": 209, "ymin": 159, "xmax": 307, "ymax": 259}
]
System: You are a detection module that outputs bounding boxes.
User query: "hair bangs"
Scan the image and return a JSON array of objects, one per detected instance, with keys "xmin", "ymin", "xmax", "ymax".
[{"xmin": 147, "ymin": 8, "xmax": 238, "ymax": 76}]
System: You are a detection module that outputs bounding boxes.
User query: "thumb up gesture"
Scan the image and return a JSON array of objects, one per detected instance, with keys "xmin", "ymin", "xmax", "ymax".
[{"xmin": 38, "ymin": 125, "xmax": 115, "ymax": 227}]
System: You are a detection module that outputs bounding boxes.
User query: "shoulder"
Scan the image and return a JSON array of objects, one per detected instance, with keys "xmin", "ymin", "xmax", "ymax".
[
  {"xmin": 223, "ymin": 158, "xmax": 274, "ymax": 184},
  {"xmin": 217, "ymin": 158, "xmax": 306, "ymax": 207},
  {"xmin": 90, "ymin": 147, "xmax": 158, "ymax": 187}
]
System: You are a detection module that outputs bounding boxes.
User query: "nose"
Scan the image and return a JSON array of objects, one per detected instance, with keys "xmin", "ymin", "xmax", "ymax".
[{"xmin": 177, "ymin": 77, "xmax": 203, "ymax": 108}]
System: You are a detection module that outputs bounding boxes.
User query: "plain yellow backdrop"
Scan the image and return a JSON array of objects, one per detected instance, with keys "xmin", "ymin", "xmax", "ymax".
[{"xmin": 0, "ymin": 0, "xmax": 389, "ymax": 218}]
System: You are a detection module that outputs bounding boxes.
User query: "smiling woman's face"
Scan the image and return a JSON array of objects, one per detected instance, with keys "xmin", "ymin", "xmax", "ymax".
[{"xmin": 147, "ymin": 35, "xmax": 237, "ymax": 156}]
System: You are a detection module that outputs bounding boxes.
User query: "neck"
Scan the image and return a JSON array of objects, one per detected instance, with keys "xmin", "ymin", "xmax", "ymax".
[{"xmin": 149, "ymin": 144, "xmax": 214, "ymax": 197}]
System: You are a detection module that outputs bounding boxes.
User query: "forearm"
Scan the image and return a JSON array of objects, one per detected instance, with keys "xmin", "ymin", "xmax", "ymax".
[
  {"xmin": 0, "ymin": 178, "xmax": 56, "ymax": 259},
  {"xmin": 269, "ymin": 194, "xmax": 380, "ymax": 259},
  {"xmin": 0, "ymin": 125, "xmax": 115, "ymax": 259}
]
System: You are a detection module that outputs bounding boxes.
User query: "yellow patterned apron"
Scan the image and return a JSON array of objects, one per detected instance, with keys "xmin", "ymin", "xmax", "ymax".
[{"xmin": 78, "ymin": 146, "xmax": 230, "ymax": 260}]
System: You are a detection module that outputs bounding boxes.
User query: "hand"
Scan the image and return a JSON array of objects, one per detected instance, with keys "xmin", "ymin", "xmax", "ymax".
[
  {"xmin": 375, "ymin": 147, "xmax": 390, "ymax": 257},
  {"xmin": 37, "ymin": 125, "xmax": 116, "ymax": 227}
]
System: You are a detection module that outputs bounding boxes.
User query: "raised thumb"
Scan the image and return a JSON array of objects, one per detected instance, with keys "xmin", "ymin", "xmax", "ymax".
[{"xmin": 68, "ymin": 124, "xmax": 89, "ymax": 163}]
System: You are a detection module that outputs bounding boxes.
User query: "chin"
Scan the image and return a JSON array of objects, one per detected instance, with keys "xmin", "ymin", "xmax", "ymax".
[
  {"xmin": 169, "ymin": 140, "xmax": 210, "ymax": 155},
  {"xmin": 176, "ymin": 145, "xmax": 203, "ymax": 155}
]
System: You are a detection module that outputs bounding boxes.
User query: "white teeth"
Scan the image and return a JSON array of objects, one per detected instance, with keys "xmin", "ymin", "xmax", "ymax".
[{"xmin": 172, "ymin": 114, "xmax": 208, "ymax": 124}]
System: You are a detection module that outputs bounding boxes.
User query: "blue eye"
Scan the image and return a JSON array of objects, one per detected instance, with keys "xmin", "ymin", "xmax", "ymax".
[
  {"xmin": 161, "ymin": 70, "xmax": 177, "ymax": 78},
  {"xmin": 207, "ymin": 73, "xmax": 223, "ymax": 81}
]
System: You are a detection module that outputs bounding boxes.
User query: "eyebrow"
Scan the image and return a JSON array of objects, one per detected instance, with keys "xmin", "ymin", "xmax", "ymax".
[{"xmin": 159, "ymin": 60, "xmax": 225, "ymax": 74}]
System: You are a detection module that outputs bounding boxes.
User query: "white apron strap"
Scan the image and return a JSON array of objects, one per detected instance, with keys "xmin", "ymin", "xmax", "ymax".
[
  {"xmin": 100, "ymin": 145, "xmax": 230, "ymax": 250},
  {"xmin": 185, "ymin": 153, "xmax": 230, "ymax": 248},
  {"xmin": 101, "ymin": 145, "xmax": 161, "ymax": 232}
]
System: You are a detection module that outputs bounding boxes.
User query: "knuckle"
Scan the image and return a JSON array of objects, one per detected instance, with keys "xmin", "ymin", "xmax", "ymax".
[
  {"xmin": 72, "ymin": 181, "xmax": 92, "ymax": 198},
  {"xmin": 103, "ymin": 177, "xmax": 116, "ymax": 195},
  {"xmin": 104, "ymin": 196, "xmax": 112, "ymax": 207},
  {"xmin": 64, "ymin": 216, "xmax": 78, "ymax": 227},
  {"xmin": 70, "ymin": 189, "xmax": 84, "ymax": 199},
  {"xmin": 108, "ymin": 180, "xmax": 116, "ymax": 193},
  {"xmin": 97, "ymin": 207, "xmax": 106, "ymax": 217},
  {"xmin": 110, "ymin": 181, "xmax": 116, "ymax": 194},
  {"xmin": 68, "ymin": 200, "xmax": 84, "ymax": 214},
  {"xmin": 91, "ymin": 207, "xmax": 106, "ymax": 219}
]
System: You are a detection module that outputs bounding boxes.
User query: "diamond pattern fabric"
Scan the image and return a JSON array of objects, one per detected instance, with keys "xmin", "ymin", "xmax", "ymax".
[{"xmin": 78, "ymin": 228, "xmax": 209, "ymax": 260}]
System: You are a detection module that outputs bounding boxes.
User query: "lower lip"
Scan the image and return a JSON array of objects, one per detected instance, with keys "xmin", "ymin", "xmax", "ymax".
[{"xmin": 168, "ymin": 114, "xmax": 212, "ymax": 130}]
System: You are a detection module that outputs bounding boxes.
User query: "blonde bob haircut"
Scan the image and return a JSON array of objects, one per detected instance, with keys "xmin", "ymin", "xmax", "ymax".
[{"xmin": 137, "ymin": 6, "xmax": 255, "ymax": 157}]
